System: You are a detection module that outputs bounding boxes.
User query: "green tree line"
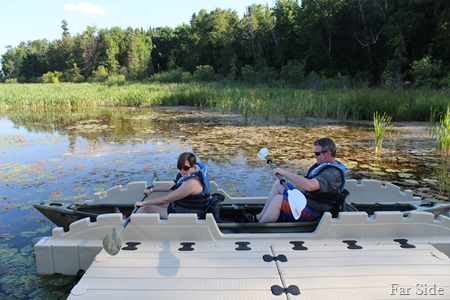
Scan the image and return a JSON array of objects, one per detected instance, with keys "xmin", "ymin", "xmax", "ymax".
[{"xmin": 1, "ymin": 0, "xmax": 449, "ymax": 88}]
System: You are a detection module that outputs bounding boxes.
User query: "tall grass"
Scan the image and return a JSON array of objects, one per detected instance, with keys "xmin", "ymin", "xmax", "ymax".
[
  {"xmin": 436, "ymin": 107, "xmax": 450, "ymax": 157},
  {"xmin": 373, "ymin": 112, "xmax": 393, "ymax": 153},
  {"xmin": 0, "ymin": 83, "xmax": 448, "ymax": 123}
]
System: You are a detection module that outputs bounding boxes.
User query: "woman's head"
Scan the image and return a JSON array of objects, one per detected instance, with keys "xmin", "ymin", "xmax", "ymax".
[{"xmin": 177, "ymin": 152, "xmax": 197, "ymax": 171}]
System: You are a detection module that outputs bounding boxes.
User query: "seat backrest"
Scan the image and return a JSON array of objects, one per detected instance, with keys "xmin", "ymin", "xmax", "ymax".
[
  {"xmin": 331, "ymin": 189, "xmax": 350, "ymax": 218},
  {"xmin": 198, "ymin": 193, "xmax": 225, "ymax": 221}
]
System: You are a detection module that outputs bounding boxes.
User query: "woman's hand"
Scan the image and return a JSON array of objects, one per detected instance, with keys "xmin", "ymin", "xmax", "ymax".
[
  {"xmin": 144, "ymin": 187, "xmax": 153, "ymax": 195},
  {"xmin": 135, "ymin": 201, "xmax": 145, "ymax": 207}
]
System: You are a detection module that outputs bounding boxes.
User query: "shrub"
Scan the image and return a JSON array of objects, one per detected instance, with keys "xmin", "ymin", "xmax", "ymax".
[
  {"xmin": 410, "ymin": 56, "xmax": 446, "ymax": 88},
  {"xmin": 192, "ymin": 65, "xmax": 218, "ymax": 82},
  {"xmin": 240, "ymin": 65, "xmax": 259, "ymax": 84},
  {"xmin": 88, "ymin": 66, "xmax": 109, "ymax": 83},
  {"xmin": 279, "ymin": 60, "xmax": 305, "ymax": 85},
  {"xmin": 40, "ymin": 71, "xmax": 60, "ymax": 83},
  {"xmin": 106, "ymin": 74, "xmax": 126, "ymax": 86},
  {"xmin": 4, "ymin": 78, "xmax": 18, "ymax": 84},
  {"xmin": 148, "ymin": 68, "xmax": 190, "ymax": 83},
  {"xmin": 61, "ymin": 64, "xmax": 84, "ymax": 83}
]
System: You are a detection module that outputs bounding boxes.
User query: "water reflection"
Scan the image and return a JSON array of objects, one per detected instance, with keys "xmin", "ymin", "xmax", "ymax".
[{"xmin": 0, "ymin": 106, "xmax": 448, "ymax": 298}]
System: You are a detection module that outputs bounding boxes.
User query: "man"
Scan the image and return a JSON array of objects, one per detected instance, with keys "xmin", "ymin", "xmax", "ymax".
[{"xmin": 244, "ymin": 137, "xmax": 346, "ymax": 223}]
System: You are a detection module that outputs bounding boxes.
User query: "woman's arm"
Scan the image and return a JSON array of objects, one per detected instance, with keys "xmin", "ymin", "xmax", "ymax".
[
  {"xmin": 144, "ymin": 182, "xmax": 175, "ymax": 195},
  {"xmin": 137, "ymin": 179, "xmax": 202, "ymax": 207}
]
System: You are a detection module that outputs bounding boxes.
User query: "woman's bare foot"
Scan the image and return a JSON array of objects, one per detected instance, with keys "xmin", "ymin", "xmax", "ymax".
[{"xmin": 114, "ymin": 207, "xmax": 128, "ymax": 219}]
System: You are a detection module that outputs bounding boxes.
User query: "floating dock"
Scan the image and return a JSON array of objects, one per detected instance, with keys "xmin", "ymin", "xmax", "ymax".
[{"xmin": 34, "ymin": 212, "xmax": 450, "ymax": 299}]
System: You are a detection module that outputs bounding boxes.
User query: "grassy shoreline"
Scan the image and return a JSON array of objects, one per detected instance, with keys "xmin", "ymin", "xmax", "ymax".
[{"xmin": 0, "ymin": 82, "xmax": 448, "ymax": 122}]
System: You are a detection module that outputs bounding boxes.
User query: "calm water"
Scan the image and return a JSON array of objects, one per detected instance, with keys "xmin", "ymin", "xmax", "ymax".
[{"xmin": 0, "ymin": 107, "xmax": 448, "ymax": 299}]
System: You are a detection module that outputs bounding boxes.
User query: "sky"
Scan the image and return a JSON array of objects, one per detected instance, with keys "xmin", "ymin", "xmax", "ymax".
[{"xmin": 0, "ymin": 0, "xmax": 274, "ymax": 59}]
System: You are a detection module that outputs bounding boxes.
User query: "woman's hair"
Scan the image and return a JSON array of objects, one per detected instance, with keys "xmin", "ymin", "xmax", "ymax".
[
  {"xmin": 177, "ymin": 152, "xmax": 197, "ymax": 169},
  {"xmin": 314, "ymin": 137, "xmax": 337, "ymax": 157}
]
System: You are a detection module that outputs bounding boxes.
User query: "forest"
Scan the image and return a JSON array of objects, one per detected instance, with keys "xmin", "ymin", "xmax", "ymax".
[{"xmin": 0, "ymin": 0, "xmax": 449, "ymax": 88}]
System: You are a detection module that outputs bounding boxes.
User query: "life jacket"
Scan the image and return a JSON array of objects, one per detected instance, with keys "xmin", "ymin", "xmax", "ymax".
[
  {"xmin": 304, "ymin": 160, "xmax": 347, "ymax": 205},
  {"xmin": 170, "ymin": 161, "xmax": 210, "ymax": 211}
]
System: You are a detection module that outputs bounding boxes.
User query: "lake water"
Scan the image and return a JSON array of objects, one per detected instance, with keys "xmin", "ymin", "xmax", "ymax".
[{"xmin": 0, "ymin": 106, "xmax": 448, "ymax": 298}]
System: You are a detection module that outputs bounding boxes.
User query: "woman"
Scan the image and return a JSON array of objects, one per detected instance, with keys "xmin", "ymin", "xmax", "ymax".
[{"xmin": 135, "ymin": 152, "xmax": 210, "ymax": 219}]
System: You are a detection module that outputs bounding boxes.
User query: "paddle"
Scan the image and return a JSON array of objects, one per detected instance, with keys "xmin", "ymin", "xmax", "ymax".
[
  {"xmin": 258, "ymin": 148, "xmax": 307, "ymax": 220},
  {"xmin": 403, "ymin": 204, "xmax": 450, "ymax": 218},
  {"xmin": 103, "ymin": 193, "xmax": 148, "ymax": 256}
]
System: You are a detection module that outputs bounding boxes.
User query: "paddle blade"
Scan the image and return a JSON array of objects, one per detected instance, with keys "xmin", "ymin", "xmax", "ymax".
[
  {"xmin": 258, "ymin": 148, "xmax": 269, "ymax": 159},
  {"xmin": 287, "ymin": 189, "xmax": 307, "ymax": 220},
  {"xmin": 102, "ymin": 227, "xmax": 123, "ymax": 256}
]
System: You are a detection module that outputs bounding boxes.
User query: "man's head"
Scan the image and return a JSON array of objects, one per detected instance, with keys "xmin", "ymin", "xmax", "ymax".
[{"xmin": 313, "ymin": 137, "xmax": 337, "ymax": 164}]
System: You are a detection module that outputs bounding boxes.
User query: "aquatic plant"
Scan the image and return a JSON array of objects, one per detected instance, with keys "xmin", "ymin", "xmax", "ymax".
[
  {"xmin": 427, "ymin": 107, "xmax": 437, "ymax": 139},
  {"xmin": 388, "ymin": 130, "xmax": 401, "ymax": 149},
  {"xmin": 436, "ymin": 106, "xmax": 450, "ymax": 157},
  {"xmin": 1, "ymin": 83, "xmax": 449, "ymax": 123},
  {"xmin": 373, "ymin": 111, "xmax": 392, "ymax": 153}
]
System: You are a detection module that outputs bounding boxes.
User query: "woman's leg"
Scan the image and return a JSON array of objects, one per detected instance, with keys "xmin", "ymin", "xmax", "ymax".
[{"xmin": 137, "ymin": 204, "xmax": 169, "ymax": 219}]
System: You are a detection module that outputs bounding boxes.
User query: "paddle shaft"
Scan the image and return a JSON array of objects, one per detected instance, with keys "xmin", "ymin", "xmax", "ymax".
[
  {"xmin": 265, "ymin": 157, "xmax": 291, "ymax": 191},
  {"xmin": 115, "ymin": 194, "xmax": 148, "ymax": 239}
]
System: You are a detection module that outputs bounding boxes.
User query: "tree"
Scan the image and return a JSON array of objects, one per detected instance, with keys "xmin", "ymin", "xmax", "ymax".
[
  {"xmin": 61, "ymin": 20, "xmax": 70, "ymax": 37},
  {"xmin": 75, "ymin": 26, "xmax": 100, "ymax": 77},
  {"xmin": 272, "ymin": 0, "xmax": 301, "ymax": 69},
  {"xmin": 239, "ymin": 4, "xmax": 274, "ymax": 69},
  {"xmin": 190, "ymin": 8, "xmax": 240, "ymax": 76},
  {"xmin": 300, "ymin": 0, "xmax": 346, "ymax": 75},
  {"xmin": 47, "ymin": 36, "xmax": 75, "ymax": 72},
  {"xmin": 172, "ymin": 24, "xmax": 198, "ymax": 72},
  {"xmin": 122, "ymin": 28, "xmax": 153, "ymax": 79},
  {"xmin": 151, "ymin": 27, "xmax": 177, "ymax": 72},
  {"xmin": 97, "ymin": 28, "xmax": 120, "ymax": 74},
  {"xmin": 1, "ymin": 44, "xmax": 27, "ymax": 77},
  {"xmin": 20, "ymin": 51, "xmax": 48, "ymax": 81},
  {"xmin": 18, "ymin": 40, "xmax": 49, "ymax": 81}
]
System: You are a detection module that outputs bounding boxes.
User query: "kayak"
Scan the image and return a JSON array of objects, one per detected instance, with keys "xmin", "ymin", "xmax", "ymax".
[{"xmin": 34, "ymin": 179, "xmax": 450, "ymax": 233}]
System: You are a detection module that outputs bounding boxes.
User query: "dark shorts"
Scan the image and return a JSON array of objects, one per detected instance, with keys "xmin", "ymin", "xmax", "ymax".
[{"xmin": 168, "ymin": 203, "xmax": 204, "ymax": 215}]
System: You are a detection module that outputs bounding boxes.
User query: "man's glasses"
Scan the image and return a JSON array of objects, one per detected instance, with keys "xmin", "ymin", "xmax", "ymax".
[
  {"xmin": 314, "ymin": 150, "xmax": 328, "ymax": 156},
  {"xmin": 178, "ymin": 165, "xmax": 192, "ymax": 171}
]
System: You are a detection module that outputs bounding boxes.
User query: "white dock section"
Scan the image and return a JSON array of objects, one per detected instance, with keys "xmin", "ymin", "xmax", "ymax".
[
  {"xmin": 68, "ymin": 237, "xmax": 450, "ymax": 300},
  {"xmin": 33, "ymin": 179, "xmax": 450, "ymax": 299}
]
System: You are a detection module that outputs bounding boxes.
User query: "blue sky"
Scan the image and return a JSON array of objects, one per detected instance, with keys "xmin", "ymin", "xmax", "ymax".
[{"xmin": 0, "ymin": 0, "xmax": 274, "ymax": 58}]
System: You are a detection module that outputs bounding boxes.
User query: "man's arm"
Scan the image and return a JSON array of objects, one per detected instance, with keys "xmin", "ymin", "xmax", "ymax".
[{"xmin": 273, "ymin": 167, "xmax": 320, "ymax": 192}]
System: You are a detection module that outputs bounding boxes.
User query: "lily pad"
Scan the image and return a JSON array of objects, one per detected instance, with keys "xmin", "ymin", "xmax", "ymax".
[
  {"xmin": 403, "ymin": 179, "xmax": 419, "ymax": 185},
  {"xmin": 398, "ymin": 173, "xmax": 413, "ymax": 179}
]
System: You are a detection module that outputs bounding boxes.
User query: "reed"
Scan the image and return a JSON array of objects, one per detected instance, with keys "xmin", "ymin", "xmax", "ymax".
[
  {"xmin": 0, "ymin": 83, "xmax": 448, "ymax": 123},
  {"xmin": 427, "ymin": 107, "xmax": 437, "ymax": 139},
  {"xmin": 436, "ymin": 106, "xmax": 450, "ymax": 157},
  {"xmin": 373, "ymin": 111, "xmax": 393, "ymax": 153}
]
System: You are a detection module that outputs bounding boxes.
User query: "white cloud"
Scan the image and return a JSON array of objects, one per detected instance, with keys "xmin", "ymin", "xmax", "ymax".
[{"xmin": 65, "ymin": 1, "xmax": 107, "ymax": 16}]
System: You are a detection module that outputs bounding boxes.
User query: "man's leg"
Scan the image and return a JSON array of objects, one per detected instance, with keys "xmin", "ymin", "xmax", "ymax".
[
  {"xmin": 257, "ymin": 180, "xmax": 285, "ymax": 219},
  {"xmin": 259, "ymin": 194, "xmax": 283, "ymax": 222}
]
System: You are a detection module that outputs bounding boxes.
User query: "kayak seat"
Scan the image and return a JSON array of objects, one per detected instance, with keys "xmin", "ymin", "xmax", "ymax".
[
  {"xmin": 330, "ymin": 189, "xmax": 350, "ymax": 218},
  {"xmin": 198, "ymin": 193, "xmax": 225, "ymax": 221}
]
